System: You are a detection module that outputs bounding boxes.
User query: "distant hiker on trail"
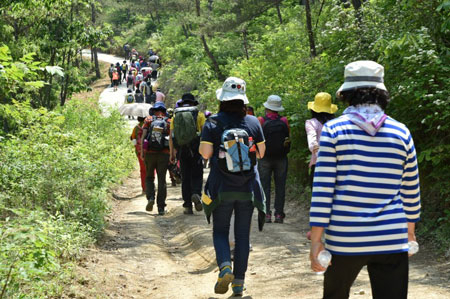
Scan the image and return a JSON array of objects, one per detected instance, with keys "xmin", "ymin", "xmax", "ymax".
[
  {"xmin": 305, "ymin": 92, "xmax": 337, "ymax": 189},
  {"xmin": 141, "ymin": 102, "xmax": 171, "ymax": 216},
  {"xmin": 167, "ymin": 107, "xmax": 180, "ymax": 187},
  {"xmin": 134, "ymin": 89, "xmax": 144, "ymax": 103},
  {"xmin": 246, "ymin": 106, "xmax": 255, "ymax": 116},
  {"xmin": 108, "ymin": 63, "xmax": 115, "ymax": 86},
  {"xmin": 309, "ymin": 61, "xmax": 421, "ymax": 298},
  {"xmin": 169, "ymin": 93, "xmax": 206, "ymax": 215},
  {"xmin": 124, "ymin": 88, "xmax": 134, "ymax": 104},
  {"xmin": 258, "ymin": 95, "xmax": 290, "ymax": 224},
  {"xmin": 130, "ymin": 48, "xmax": 138, "ymax": 61},
  {"xmin": 155, "ymin": 88, "xmax": 165, "ymax": 103},
  {"xmin": 112, "ymin": 70, "xmax": 120, "ymax": 91},
  {"xmin": 126, "ymin": 70, "xmax": 134, "ymax": 90},
  {"xmin": 139, "ymin": 79, "xmax": 152, "ymax": 104},
  {"xmin": 135, "ymin": 72, "xmax": 143, "ymax": 89},
  {"xmin": 199, "ymin": 77, "xmax": 266, "ymax": 297},
  {"xmin": 131, "ymin": 117, "xmax": 146, "ymax": 193},
  {"xmin": 115, "ymin": 62, "xmax": 122, "ymax": 82},
  {"xmin": 121, "ymin": 61, "xmax": 128, "ymax": 82},
  {"xmin": 123, "ymin": 43, "xmax": 130, "ymax": 60}
]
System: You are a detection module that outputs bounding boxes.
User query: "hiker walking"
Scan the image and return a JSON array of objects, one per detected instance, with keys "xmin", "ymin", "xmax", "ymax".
[
  {"xmin": 108, "ymin": 63, "xmax": 115, "ymax": 86},
  {"xmin": 121, "ymin": 61, "xmax": 128, "ymax": 83},
  {"xmin": 134, "ymin": 89, "xmax": 144, "ymax": 103},
  {"xmin": 199, "ymin": 77, "xmax": 266, "ymax": 297},
  {"xmin": 257, "ymin": 95, "xmax": 290, "ymax": 223},
  {"xmin": 305, "ymin": 92, "xmax": 337, "ymax": 189},
  {"xmin": 169, "ymin": 93, "xmax": 206, "ymax": 214},
  {"xmin": 309, "ymin": 61, "xmax": 420, "ymax": 298},
  {"xmin": 126, "ymin": 70, "xmax": 134, "ymax": 90},
  {"xmin": 139, "ymin": 79, "xmax": 152, "ymax": 104},
  {"xmin": 141, "ymin": 102, "xmax": 171, "ymax": 215},
  {"xmin": 123, "ymin": 43, "xmax": 130, "ymax": 60},
  {"xmin": 112, "ymin": 69, "xmax": 120, "ymax": 91},
  {"xmin": 131, "ymin": 117, "xmax": 146, "ymax": 193}
]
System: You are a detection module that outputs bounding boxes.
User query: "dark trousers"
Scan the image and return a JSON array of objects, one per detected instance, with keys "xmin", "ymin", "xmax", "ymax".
[
  {"xmin": 324, "ymin": 252, "xmax": 409, "ymax": 299},
  {"xmin": 179, "ymin": 148, "xmax": 203, "ymax": 207},
  {"xmin": 258, "ymin": 156, "xmax": 288, "ymax": 215},
  {"xmin": 213, "ymin": 198, "xmax": 254, "ymax": 281},
  {"xmin": 144, "ymin": 152, "xmax": 169, "ymax": 208}
]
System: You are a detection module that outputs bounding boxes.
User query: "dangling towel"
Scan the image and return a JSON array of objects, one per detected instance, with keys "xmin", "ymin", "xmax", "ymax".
[{"xmin": 343, "ymin": 104, "xmax": 387, "ymax": 136}]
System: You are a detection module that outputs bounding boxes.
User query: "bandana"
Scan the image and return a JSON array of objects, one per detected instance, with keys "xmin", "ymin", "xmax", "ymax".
[{"xmin": 343, "ymin": 104, "xmax": 387, "ymax": 136}]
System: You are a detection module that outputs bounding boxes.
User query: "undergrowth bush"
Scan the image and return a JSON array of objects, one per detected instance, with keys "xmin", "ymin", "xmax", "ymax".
[{"xmin": 0, "ymin": 99, "xmax": 134, "ymax": 297}]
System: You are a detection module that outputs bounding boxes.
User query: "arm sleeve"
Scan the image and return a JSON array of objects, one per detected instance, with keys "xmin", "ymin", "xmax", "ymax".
[
  {"xmin": 400, "ymin": 131, "xmax": 421, "ymax": 222},
  {"xmin": 200, "ymin": 121, "xmax": 214, "ymax": 144},
  {"xmin": 305, "ymin": 119, "xmax": 319, "ymax": 153},
  {"xmin": 197, "ymin": 112, "xmax": 206, "ymax": 132},
  {"xmin": 309, "ymin": 124, "xmax": 337, "ymax": 227}
]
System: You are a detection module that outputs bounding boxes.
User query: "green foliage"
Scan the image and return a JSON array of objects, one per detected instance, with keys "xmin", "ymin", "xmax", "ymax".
[{"xmin": 0, "ymin": 99, "xmax": 135, "ymax": 297}]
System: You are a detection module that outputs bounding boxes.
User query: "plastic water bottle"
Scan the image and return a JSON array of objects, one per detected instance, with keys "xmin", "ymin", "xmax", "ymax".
[
  {"xmin": 316, "ymin": 250, "xmax": 332, "ymax": 275},
  {"xmin": 408, "ymin": 241, "xmax": 419, "ymax": 255}
]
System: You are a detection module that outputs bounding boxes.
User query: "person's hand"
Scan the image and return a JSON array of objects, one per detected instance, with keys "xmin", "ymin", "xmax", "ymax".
[
  {"xmin": 169, "ymin": 152, "xmax": 176, "ymax": 164},
  {"xmin": 310, "ymin": 241, "xmax": 327, "ymax": 273}
]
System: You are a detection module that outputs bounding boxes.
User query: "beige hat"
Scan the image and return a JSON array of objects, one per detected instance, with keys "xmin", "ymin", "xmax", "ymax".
[
  {"xmin": 263, "ymin": 95, "xmax": 284, "ymax": 112},
  {"xmin": 216, "ymin": 77, "xmax": 248, "ymax": 104},
  {"xmin": 308, "ymin": 92, "xmax": 338, "ymax": 114},
  {"xmin": 337, "ymin": 60, "xmax": 387, "ymax": 96}
]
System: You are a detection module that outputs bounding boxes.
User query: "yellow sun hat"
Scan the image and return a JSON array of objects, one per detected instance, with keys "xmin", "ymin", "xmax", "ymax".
[{"xmin": 307, "ymin": 92, "xmax": 338, "ymax": 114}]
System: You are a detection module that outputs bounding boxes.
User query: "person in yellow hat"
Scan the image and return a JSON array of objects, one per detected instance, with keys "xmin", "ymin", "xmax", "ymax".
[{"xmin": 305, "ymin": 92, "xmax": 338, "ymax": 189}]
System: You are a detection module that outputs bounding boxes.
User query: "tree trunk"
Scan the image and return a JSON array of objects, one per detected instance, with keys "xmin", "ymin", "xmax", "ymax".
[
  {"xmin": 61, "ymin": 50, "xmax": 72, "ymax": 106},
  {"xmin": 304, "ymin": 0, "xmax": 317, "ymax": 57},
  {"xmin": 242, "ymin": 29, "xmax": 251, "ymax": 77},
  {"xmin": 44, "ymin": 49, "xmax": 56, "ymax": 108},
  {"xmin": 182, "ymin": 24, "xmax": 189, "ymax": 39},
  {"xmin": 276, "ymin": 1, "xmax": 283, "ymax": 24},
  {"xmin": 91, "ymin": 3, "xmax": 100, "ymax": 78},
  {"xmin": 195, "ymin": 0, "xmax": 226, "ymax": 81},
  {"xmin": 351, "ymin": 0, "xmax": 362, "ymax": 10}
]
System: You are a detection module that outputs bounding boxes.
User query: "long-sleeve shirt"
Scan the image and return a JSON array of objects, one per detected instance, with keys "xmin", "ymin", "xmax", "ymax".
[
  {"xmin": 305, "ymin": 118, "xmax": 323, "ymax": 168},
  {"xmin": 309, "ymin": 115, "xmax": 420, "ymax": 255}
]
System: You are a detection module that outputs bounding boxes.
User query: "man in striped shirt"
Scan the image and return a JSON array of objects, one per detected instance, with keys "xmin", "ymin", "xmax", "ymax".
[{"xmin": 309, "ymin": 61, "xmax": 420, "ymax": 299}]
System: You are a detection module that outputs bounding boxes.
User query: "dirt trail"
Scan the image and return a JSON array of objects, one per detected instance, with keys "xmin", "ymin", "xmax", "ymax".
[
  {"xmin": 69, "ymin": 53, "xmax": 450, "ymax": 298},
  {"xmin": 70, "ymin": 168, "xmax": 450, "ymax": 299}
]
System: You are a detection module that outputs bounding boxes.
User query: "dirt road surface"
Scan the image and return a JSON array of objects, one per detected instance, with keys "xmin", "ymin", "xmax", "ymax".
[{"xmin": 68, "ymin": 53, "xmax": 450, "ymax": 299}]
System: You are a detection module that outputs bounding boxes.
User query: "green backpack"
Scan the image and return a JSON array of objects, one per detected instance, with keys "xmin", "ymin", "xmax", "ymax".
[{"xmin": 173, "ymin": 106, "xmax": 199, "ymax": 146}]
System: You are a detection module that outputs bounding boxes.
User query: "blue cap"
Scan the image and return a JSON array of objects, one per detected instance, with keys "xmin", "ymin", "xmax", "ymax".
[{"xmin": 150, "ymin": 101, "xmax": 166, "ymax": 112}]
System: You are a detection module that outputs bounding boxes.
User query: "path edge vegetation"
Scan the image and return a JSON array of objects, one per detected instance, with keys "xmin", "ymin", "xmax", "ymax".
[{"xmin": 0, "ymin": 61, "xmax": 135, "ymax": 297}]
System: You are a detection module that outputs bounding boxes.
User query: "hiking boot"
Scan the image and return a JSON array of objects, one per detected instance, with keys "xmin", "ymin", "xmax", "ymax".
[
  {"xmin": 214, "ymin": 266, "xmax": 234, "ymax": 294},
  {"xmin": 183, "ymin": 206, "xmax": 193, "ymax": 215},
  {"xmin": 158, "ymin": 208, "xmax": 165, "ymax": 215},
  {"xmin": 231, "ymin": 283, "xmax": 244, "ymax": 297},
  {"xmin": 191, "ymin": 194, "xmax": 203, "ymax": 211},
  {"xmin": 274, "ymin": 213, "xmax": 284, "ymax": 223},
  {"xmin": 265, "ymin": 213, "xmax": 272, "ymax": 223},
  {"xmin": 145, "ymin": 199, "xmax": 155, "ymax": 212}
]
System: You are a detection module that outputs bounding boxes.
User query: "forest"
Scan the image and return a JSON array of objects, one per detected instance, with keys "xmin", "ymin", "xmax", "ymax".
[{"xmin": 0, "ymin": 0, "xmax": 449, "ymax": 297}]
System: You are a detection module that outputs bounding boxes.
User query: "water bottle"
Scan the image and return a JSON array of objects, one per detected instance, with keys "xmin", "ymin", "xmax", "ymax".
[
  {"xmin": 316, "ymin": 250, "xmax": 332, "ymax": 275},
  {"xmin": 408, "ymin": 241, "xmax": 419, "ymax": 255}
]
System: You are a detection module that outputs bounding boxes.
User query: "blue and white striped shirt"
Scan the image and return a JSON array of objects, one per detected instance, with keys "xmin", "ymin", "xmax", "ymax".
[{"xmin": 309, "ymin": 115, "xmax": 420, "ymax": 255}]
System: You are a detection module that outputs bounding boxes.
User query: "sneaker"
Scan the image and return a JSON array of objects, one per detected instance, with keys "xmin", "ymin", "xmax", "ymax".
[
  {"xmin": 191, "ymin": 194, "xmax": 203, "ymax": 211},
  {"xmin": 145, "ymin": 200, "xmax": 154, "ymax": 212},
  {"xmin": 158, "ymin": 208, "xmax": 165, "ymax": 215},
  {"xmin": 214, "ymin": 266, "xmax": 234, "ymax": 294},
  {"xmin": 231, "ymin": 283, "xmax": 244, "ymax": 297},
  {"xmin": 274, "ymin": 213, "xmax": 284, "ymax": 223},
  {"xmin": 265, "ymin": 213, "xmax": 272, "ymax": 223},
  {"xmin": 183, "ymin": 206, "xmax": 193, "ymax": 215}
]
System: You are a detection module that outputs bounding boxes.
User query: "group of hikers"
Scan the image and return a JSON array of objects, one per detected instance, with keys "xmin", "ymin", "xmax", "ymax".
[{"xmin": 128, "ymin": 60, "xmax": 420, "ymax": 298}]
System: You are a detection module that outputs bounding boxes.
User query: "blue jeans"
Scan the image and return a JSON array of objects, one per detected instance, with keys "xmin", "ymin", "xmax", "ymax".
[
  {"xmin": 212, "ymin": 197, "xmax": 254, "ymax": 281},
  {"xmin": 258, "ymin": 156, "xmax": 288, "ymax": 216}
]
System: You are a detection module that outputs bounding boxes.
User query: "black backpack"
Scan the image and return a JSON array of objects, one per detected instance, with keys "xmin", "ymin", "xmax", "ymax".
[
  {"xmin": 144, "ymin": 116, "xmax": 170, "ymax": 151},
  {"xmin": 262, "ymin": 116, "xmax": 290, "ymax": 158},
  {"xmin": 146, "ymin": 93, "xmax": 157, "ymax": 104},
  {"xmin": 127, "ymin": 76, "xmax": 133, "ymax": 85},
  {"xmin": 135, "ymin": 93, "xmax": 144, "ymax": 103}
]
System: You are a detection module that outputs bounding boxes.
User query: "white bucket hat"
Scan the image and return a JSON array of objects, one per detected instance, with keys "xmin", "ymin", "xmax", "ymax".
[
  {"xmin": 337, "ymin": 60, "xmax": 387, "ymax": 96},
  {"xmin": 263, "ymin": 95, "xmax": 284, "ymax": 112},
  {"xmin": 216, "ymin": 77, "xmax": 248, "ymax": 104}
]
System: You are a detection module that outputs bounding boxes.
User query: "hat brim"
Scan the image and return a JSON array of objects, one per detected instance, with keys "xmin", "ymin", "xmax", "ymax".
[
  {"xmin": 216, "ymin": 88, "xmax": 249, "ymax": 104},
  {"xmin": 307, "ymin": 101, "xmax": 338, "ymax": 114},
  {"xmin": 263, "ymin": 102, "xmax": 284, "ymax": 112},
  {"xmin": 337, "ymin": 81, "xmax": 387, "ymax": 96}
]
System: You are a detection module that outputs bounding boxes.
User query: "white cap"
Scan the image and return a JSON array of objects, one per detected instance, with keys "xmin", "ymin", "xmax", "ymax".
[
  {"xmin": 263, "ymin": 95, "xmax": 284, "ymax": 111},
  {"xmin": 337, "ymin": 60, "xmax": 387, "ymax": 96},
  {"xmin": 216, "ymin": 77, "xmax": 248, "ymax": 104}
]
